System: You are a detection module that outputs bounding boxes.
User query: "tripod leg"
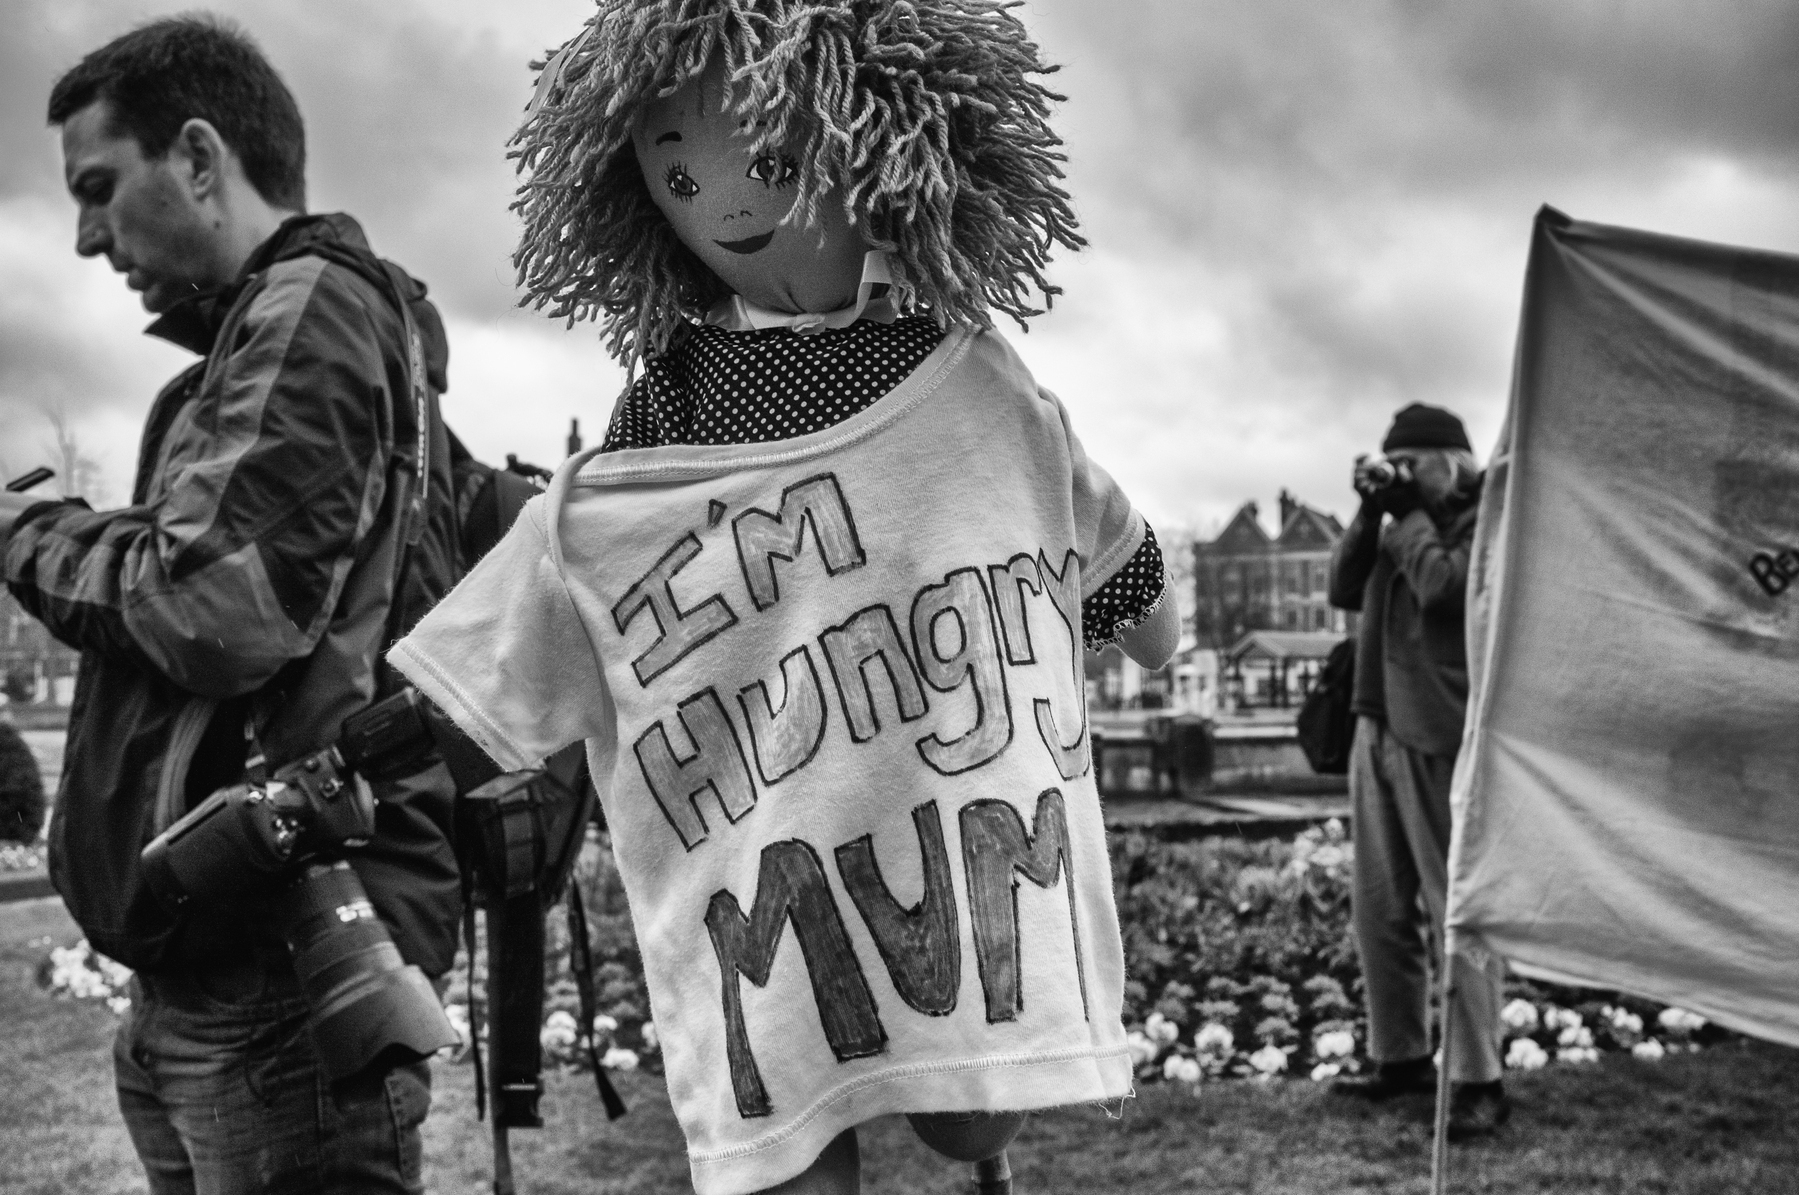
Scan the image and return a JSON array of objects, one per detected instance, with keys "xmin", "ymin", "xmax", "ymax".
[{"xmin": 972, "ymin": 1151, "xmax": 1011, "ymax": 1195}]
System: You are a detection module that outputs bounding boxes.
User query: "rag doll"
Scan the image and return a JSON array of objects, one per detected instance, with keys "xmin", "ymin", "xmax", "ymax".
[{"xmin": 394, "ymin": 3, "xmax": 1180, "ymax": 1192}]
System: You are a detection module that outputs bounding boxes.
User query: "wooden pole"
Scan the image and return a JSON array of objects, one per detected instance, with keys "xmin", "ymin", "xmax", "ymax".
[{"xmin": 1429, "ymin": 955, "xmax": 1455, "ymax": 1195}]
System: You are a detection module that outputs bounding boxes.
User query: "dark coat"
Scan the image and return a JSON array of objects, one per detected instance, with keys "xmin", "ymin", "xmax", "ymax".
[
  {"xmin": 3, "ymin": 215, "xmax": 462, "ymax": 974},
  {"xmin": 1328, "ymin": 483, "xmax": 1482, "ymax": 757}
]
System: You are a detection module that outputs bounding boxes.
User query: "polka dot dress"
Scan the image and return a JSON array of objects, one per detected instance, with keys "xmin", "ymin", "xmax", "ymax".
[
  {"xmin": 605, "ymin": 317, "xmax": 946, "ymax": 448},
  {"xmin": 601, "ymin": 315, "xmax": 1166, "ymax": 645}
]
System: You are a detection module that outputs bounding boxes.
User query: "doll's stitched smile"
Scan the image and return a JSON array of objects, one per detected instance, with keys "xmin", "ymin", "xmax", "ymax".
[{"xmin": 715, "ymin": 230, "xmax": 775, "ymax": 254}]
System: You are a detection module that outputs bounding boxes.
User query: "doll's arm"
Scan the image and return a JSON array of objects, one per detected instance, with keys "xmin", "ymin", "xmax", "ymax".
[{"xmin": 1117, "ymin": 596, "xmax": 1180, "ymax": 670}]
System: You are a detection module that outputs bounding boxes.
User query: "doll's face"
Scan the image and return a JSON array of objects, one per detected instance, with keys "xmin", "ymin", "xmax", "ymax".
[{"xmin": 633, "ymin": 62, "xmax": 870, "ymax": 314}]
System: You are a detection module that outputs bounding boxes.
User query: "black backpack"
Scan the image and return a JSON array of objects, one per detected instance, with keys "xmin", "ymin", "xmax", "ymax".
[{"xmin": 1296, "ymin": 637, "xmax": 1356, "ymax": 775}]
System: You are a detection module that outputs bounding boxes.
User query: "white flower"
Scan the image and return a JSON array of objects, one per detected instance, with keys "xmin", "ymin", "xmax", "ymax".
[
  {"xmin": 1309, "ymin": 845, "xmax": 1346, "ymax": 872},
  {"xmin": 1542, "ymin": 1006, "xmax": 1581, "ymax": 1033},
  {"xmin": 1499, "ymin": 999, "xmax": 1539, "ymax": 1034},
  {"xmin": 1126, "ymin": 1031, "xmax": 1159, "ymax": 1067},
  {"xmin": 1171, "ymin": 1056, "xmax": 1202, "ymax": 1084},
  {"xmin": 105, "ymin": 995, "xmax": 131, "ymax": 1016},
  {"xmin": 46, "ymin": 940, "xmax": 131, "ymax": 1002},
  {"xmin": 93, "ymin": 953, "xmax": 132, "ymax": 989},
  {"xmin": 443, "ymin": 1004, "xmax": 470, "ymax": 1040},
  {"xmin": 1657, "ymin": 1008, "xmax": 1707, "ymax": 1036},
  {"xmin": 592, "ymin": 1014, "xmax": 619, "ymax": 1039},
  {"xmin": 1557, "ymin": 1045, "xmax": 1600, "ymax": 1065},
  {"xmin": 1310, "ymin": 1062, "xmax": 1342, "ymax": 1082},
  {"xmin": 1505, "ymin": 1038, "xmax": 1548, "ymax": 1070},
  {"xmin": 1313, "ymin": 1030, "xmax": 1355, "ymax": 1060},
  {"xmin": 601, "ymin": 1047, "xmax": 639, "ymax": 1071},
  {"xmin": 540, "ymin": 1010, "xmax": 578, "ymax": 1052},
  {"xmin": 1193, "ymin": 1022, "xmax": 1234, "ymax": 1057},
  {"xmin": 1144, "ymin": 1012, "xmax": 1179, "ymax": 1046},
  {"xmin": 438, "ymin": 1004, "xmax": 471, "ymax": 1058},
  {"xmin": 1632, "ymin": 1039, "xmax": 1666, "ymax": 1062},
  {"xmin": 640, "ymin": 1021, "xmax": 659, "ymax": 1050},
  {"xmin": 1247, "ymin": 1044, "xmax": 1288, "ymax": 1078},
  {"xmin": 1557, "ymin": 1024, "xmax": 1594, "ymax": 1049}
]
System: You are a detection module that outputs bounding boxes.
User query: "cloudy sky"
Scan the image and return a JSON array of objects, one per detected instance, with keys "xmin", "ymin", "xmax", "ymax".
[{"xmin": 4, "ymin": 0, "xmax": 1798, "ymax": 540}]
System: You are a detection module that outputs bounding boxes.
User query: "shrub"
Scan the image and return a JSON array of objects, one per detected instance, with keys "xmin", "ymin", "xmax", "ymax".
[{"xmin": 0, "ymin": 722, "xmax": 46, "ymax": 844}]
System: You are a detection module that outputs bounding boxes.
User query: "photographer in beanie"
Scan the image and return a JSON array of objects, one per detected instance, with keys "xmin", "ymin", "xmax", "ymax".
[{"xmin": 1326, "ymin": 403, "xmax": 1509, "ymax": 1138}]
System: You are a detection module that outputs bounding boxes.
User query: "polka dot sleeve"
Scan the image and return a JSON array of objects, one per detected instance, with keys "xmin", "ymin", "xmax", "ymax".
[{"xmin": 1081, "ymin": 523, "xmax": 1169, "ymax": 650}]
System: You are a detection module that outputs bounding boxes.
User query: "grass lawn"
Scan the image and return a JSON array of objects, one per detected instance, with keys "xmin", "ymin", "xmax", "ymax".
[{"xmin": 4, "ymin": 897, "xmax": 1795, "ymax": 1195}]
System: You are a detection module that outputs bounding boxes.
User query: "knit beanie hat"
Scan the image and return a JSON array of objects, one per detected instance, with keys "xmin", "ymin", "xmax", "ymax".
[{"xmin": 1382, "ymin": 403, "xmax": 1471, "ymax": 452}]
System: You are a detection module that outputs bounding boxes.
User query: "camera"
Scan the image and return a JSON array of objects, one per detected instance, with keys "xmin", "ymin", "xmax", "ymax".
[
  {"xmin": 140, "ymin": 689, "xmax": 457, "ymax": 1080},
  {"xmin": 279, "ymin": 860, "xmax": 460, "ymax": 1080},
  {"xmin": 1358, "ymin": 453, "xmax": 1414, "ymax": 490}
]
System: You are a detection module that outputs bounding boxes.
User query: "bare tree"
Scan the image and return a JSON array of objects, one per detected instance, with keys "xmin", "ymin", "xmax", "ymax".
[
  {"xmin": 40, "ymin": 405, "xmax": 106, "ymax": 507},
  {"xmin": 1157, "ymin": 522, "xmax": 1199, "ymax": 643}
]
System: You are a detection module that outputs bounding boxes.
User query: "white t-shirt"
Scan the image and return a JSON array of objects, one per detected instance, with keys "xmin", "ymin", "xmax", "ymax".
[{"xmin": 392, "ymin": 325, "xmax": 1143, "ymax": 1194}]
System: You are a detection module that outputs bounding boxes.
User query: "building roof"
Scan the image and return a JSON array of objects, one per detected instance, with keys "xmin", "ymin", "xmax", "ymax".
[
  {"xmin": 1210, "ymin": 502, "xmax": 1272, "ymax": 553},
  {"xmin": 1225, "ymin": 629, "xmax": 1347, "ymax": 664},
  {"xmin": 1202, "ymin": 497, "xmax": 1343, "ymax": 557},
  {"xmin": 1275, "ymin": 504, "xmax": 1344, "ymax": 549}
]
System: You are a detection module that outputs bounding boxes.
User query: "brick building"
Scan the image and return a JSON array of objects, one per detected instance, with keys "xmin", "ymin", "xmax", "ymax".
[{"xmin": 1192, "ymin": 489, "xmax": 1351, "ymax": 650}]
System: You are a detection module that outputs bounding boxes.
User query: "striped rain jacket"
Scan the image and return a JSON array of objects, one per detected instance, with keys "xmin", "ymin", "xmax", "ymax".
[{"xmin": 3, "ymin": 214, "xmax": 462, "ymax": 975}]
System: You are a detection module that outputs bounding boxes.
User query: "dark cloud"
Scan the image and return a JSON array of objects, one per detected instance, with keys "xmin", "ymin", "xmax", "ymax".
[
  {"xmin": 1033, "ymin": 1, "xmax": 1799, "ymax": 209},
  {"xmin": 1004, "ymin": 0, "xmax": 1799, "ymax": 526},
  {"xmin": 1, "ymin": 0, "xmax": 561, "ymax": 321},
  {"xmin": 4, "ymin": 1, "xmax": 1797, "ymax": 529}
]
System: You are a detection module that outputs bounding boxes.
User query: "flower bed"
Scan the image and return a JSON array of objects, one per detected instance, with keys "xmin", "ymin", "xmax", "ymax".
[
  {"xmin": 0, "ymin": 839, "xmax": 46, "ymax": 873},
  {"xmin": 36, "ymin": 819, "xmax": 1731, "ymax": 1085},
  {"xmin": 1112, "ymin": 820, "xmax": 1733, "ymax": 1086}
]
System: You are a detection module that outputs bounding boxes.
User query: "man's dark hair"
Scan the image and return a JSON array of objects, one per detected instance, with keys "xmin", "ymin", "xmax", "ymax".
[{"xmin": 48, "ymin": 14, "xmax": 306, "ymax": 211}]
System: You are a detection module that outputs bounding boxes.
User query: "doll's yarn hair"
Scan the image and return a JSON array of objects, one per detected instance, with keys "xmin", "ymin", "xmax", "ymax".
[{"xmin": 510, "ymin": 0, "xmax": 1085, "ymax": 363}]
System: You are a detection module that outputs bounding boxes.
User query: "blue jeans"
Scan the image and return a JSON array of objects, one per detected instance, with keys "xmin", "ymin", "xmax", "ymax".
[{"xmin": 114, "ymin": 969, "xmax": 431, "ymax": 1194}]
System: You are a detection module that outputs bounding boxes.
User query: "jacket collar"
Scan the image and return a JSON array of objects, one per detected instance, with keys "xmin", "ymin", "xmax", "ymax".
[
  {"xmin": 1433, "ymin": 474, "xmax": 1485, "ymax": 534},
  {"xmin": 143, "ymin": 213, "xmax": 379, "ymax": 355}
]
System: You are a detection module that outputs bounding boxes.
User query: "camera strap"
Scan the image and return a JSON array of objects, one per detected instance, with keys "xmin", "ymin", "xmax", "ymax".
[
  {"xmin": 380, "ymin": 263, "xmax": 431, "ymax": 550},
  {"xmin": 239, "ymin": 262, "xmax": 434, "ymax": 788}
]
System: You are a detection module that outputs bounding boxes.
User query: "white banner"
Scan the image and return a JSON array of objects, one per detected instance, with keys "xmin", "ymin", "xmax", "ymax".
[{"xmin": 1447, "ymin": 207, "xmax": 1799, "ymax": 1046}]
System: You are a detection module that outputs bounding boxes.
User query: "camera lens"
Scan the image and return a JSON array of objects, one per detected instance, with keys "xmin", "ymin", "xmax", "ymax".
[{"xmin": 276, "ymin": 861, "xmax": 458, "ymax": 1081}]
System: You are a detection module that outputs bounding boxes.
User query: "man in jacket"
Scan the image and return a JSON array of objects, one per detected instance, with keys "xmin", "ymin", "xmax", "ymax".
[
  {"xmin": 1325, "ymin": 403, "xmax": 1509, "ymax": 1138},
  {"xmin": 0, "ymin": 18, "xmax": 460, "ymax": 1192}
]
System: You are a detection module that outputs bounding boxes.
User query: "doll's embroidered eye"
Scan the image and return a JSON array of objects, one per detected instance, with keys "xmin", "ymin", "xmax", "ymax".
[
  {"xmin": 664, "ymin": 163, "xmax": 699, "ymax": 202},
  {"xmin": 746, "ymin": 153, "xmax": 799, "ymax": 188}
]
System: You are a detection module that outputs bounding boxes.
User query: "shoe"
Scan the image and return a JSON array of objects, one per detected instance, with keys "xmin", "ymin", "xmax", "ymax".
[
  {"xmin": 1447, "ymin": 1080, "xmax": 1511, "ymax": 1140},
  {"xmin": 1330, "ymin": 1057, "xmax": 1437, "ymax": 1101}
]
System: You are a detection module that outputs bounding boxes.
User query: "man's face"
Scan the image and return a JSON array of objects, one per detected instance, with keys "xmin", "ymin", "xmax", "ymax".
[
  {"xmin": 1388, "ymin": 448, "xmax": 1458, "ymax": 507},
  {"xmin": 61, "ymin": 101, "xmax": 218, "ymax": 314},
  {"xmin": 632, "ymin": 62, "xmax": 868, "ymax": 312}
]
